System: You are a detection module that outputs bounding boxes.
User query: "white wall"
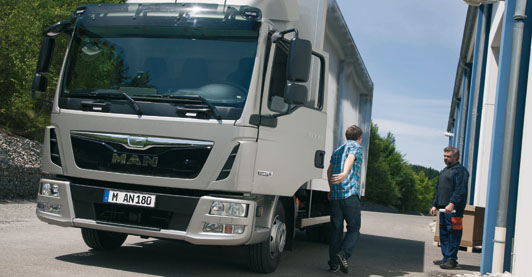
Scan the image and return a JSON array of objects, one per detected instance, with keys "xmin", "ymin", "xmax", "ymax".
[
  {"xmin": 322, "ymin": 26, "xmax": 369, "ymax": 188},
  {"xmin": 512, "ymin": 39, "xmax": 532, "ymax": 276},
  {"xmin": 473, "ymin": 3, "xmax": 504, "ymax": 207},
  {"xmin": 323, "ymin": 32, "xmax": 341, "ymax": 178}
]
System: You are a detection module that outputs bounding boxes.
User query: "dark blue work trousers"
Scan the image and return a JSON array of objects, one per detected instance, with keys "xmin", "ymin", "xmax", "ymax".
[
  {"xmin": 329, "ymin": 194, "xmax": 361, "ymax": 263},
  {"xmin": 439, "ymin": 211, "xmax": 464, "ymax": 262}
]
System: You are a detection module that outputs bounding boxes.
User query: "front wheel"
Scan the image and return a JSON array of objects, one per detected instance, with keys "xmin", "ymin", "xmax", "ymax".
[
  {"xmin": 81, "ymin": 228, "xmax": 127, "ymax": 250},
  {"xmin": 248, "ymin": 201, "xmax": 286, "ymax": 273}
]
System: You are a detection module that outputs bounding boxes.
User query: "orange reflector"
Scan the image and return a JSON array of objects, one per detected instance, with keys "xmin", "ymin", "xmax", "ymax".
[
  {"xmin": 452, "ymin": 217, "xmax": 463, "ymax": 230},
  {"xmin": 224, "ymin": 224, "xmax": 233, "ymax": 234}
]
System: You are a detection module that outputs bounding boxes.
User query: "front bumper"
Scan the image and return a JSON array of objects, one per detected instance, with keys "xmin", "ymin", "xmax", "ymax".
[{"xmin": 36, "ymin": 179, "xmax": 268, "ymax": 246}]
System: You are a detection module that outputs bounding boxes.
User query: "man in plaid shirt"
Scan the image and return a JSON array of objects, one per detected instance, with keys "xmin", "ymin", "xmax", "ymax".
[{"xmin": 327, "ymin": 125, "xmax": 363, "ymax": 274}]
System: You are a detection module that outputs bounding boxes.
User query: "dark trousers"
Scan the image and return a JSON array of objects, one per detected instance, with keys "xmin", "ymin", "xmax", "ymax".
[
  {"xmin": 439, "ymin": 211, "xmax": 463, "ymax": 262},
  {"xmin": 329, "ymin": 194, "xmax": 361, "ymax": 264}
]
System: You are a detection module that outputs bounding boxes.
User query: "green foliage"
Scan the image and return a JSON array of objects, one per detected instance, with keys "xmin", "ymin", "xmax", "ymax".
[
  {"xmin": 365, "ymin": 124, "xmax": 400, "ymax": 205},
  {"xmin": 0, "ymin": 0, "xmax": 124, "ymax": 140},
  {"xmin": 365, "ymin": 123, "xmax": 439, "ymax": 213},
  {"xmin": 411, "ymin": 164, "xmax": 440, "ymax": 180},
  {"xmin": 414, "ymin": 171, "xmax": 438, "ymax": 212}
]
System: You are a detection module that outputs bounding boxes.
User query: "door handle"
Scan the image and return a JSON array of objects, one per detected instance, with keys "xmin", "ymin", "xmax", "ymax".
[{"xmin": 314, "ymin": 150, "xmax": 325, "ymax": 168}]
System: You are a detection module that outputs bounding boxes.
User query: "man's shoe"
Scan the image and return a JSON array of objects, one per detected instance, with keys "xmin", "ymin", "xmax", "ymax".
[
  {"xmin": 335, "ymin": 251, "xmax": 348, "ymax": 274},
  {"xmin": 329, "ymin": 263, "xmax": 340, "ymax": 273},
  {"xmin": 439, "ymin": 259, "xmax": 457, "ymax": 270},
  {"xmin": 432, "ymin": 259, "xmax": 445, "ymax": 265}
]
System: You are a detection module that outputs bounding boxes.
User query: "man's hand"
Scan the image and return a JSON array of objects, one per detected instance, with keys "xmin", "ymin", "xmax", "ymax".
[
  {"xmin": 331, "ymin": 172, "xmax": 348, "ymax": 184},
  {"xmin": 430, "ymin": 207, "xmax": 437, "ymax": 216},
  {"xmin": 444, "ymin": 203, "xmax": 455, "ymax": 214},
  {"xmin": 327, "ymin": 192, "xmax": 332, "ymax": 201}
]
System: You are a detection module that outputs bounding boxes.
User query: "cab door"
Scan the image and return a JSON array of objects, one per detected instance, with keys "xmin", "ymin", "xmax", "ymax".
[{"xmin": 251, "ymin": 36, "xmax": 328, "ymax": 196}]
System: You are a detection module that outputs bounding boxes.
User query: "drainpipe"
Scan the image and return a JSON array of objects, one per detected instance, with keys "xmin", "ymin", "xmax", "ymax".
[
  {"xmin": 458, "ymin": 62, "xmax": 472, "ymax": 152},
  {"xmin": 467, "ymin": 5, "xmax": 491, "ymax": 204},
  {"xmin": 447, "ymin": 7, "xmax": 479, "ymax": 134},
  {"xmin": 492, "ymin": 0, "xmax": 527, "ymax": 273}
]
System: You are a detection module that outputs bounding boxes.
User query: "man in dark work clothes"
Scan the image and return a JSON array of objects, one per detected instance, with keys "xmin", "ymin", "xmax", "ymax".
[{"xmin": 430, "ymin": 146, "xmax": 469, "ymax": 270}]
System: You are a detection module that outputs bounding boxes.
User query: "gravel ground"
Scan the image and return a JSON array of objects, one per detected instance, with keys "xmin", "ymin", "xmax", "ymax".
[
  {"xmin": 0, "ymin": 132, "xmax": 44, "ymax": 200},
  {"xmin": 0, "ymin": 132, "xmax": 42, "ymax": 168}
]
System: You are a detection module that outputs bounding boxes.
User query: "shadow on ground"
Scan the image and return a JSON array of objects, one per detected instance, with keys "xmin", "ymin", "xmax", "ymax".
[
  {"xmin": 57, "ymin": 239, "xmax": 251, "ymax": 276},
  {"xmin": 349, "ymin": 234, "xmax": 424, "ymax": 276},
  {"xmin": 56, "ymin": 232, "xmax": 437, "ymax": 276}
]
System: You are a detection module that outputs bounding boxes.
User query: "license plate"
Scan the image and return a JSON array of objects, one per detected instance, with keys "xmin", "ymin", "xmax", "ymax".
[{"xmin": 103, "ymin": 190, "xmax": 156, "ymax": 208}]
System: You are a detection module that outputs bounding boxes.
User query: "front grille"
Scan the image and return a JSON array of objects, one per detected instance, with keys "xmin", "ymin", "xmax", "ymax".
[
  {"xmin": 70, "ymin": 132, "xmax": 213, "ymax": 179},
  {"xmin": 94, "ymin": 203, "xmax": 173, "ymax": 229},
  {"xmin": 71, "ymin": 183, "xmax": 199, "ymax": 231}
]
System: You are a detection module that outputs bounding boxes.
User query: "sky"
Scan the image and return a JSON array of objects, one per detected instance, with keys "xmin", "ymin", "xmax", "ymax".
[{"xmin": 336, "ymin": 0, "xmax": 469, "ymax": 170}]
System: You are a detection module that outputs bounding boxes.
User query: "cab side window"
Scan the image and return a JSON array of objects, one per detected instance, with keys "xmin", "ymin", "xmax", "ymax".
[
  {"xmin": 267, "ymin": 42, "xmax": 323, "ymax": 112},
  {"xmin": 267, "ymin": 45, "xmax": 289, "ymax": 113}
]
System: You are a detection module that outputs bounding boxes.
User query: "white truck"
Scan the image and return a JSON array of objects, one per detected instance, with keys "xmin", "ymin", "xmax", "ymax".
[{"xmin": 33, "ymin": 0, "xmax": 373, "ymax": 273}]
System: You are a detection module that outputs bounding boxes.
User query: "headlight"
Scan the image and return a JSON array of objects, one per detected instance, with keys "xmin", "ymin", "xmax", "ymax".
[
  {"xmin": 203, "ymin": 223, "xmax": 245, "ymax": 234},
  {"xmin": 209, "ymin": 201, "xmax": 248, "ymax": 217},
  {"xmin": 40, "ymin": 182, "xmax": 60, "ymax": 197},
  {"xmin": 233, "ymin": 225, "xmax": 245, "ymax": 234},
  {"xmin": 228, "ymin": 203, "xmax": 247, "ymax": 217},
  {"xmin": 203, "ymin": 223, "xmax": 223, "ymax": 233},
  {"xmin": 209, "ymin": 202, "xmax": 225, "ymax": 216},
  {"xmin": 37, "ymin": 202, "xmax": 62, "ymax": 215}
]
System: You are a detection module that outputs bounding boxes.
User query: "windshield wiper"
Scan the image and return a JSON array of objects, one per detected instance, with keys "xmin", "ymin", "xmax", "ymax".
[
  {"xmin": 67, "ymin": 91, "xmax": 143, "ymax": 116},
  {"xmin": 120, "ymin": 92, "xmax": 143, "ymax": 116},
  {"xmin": 133, "ymin": 94, "xmax": 222, "ymax": 120}
]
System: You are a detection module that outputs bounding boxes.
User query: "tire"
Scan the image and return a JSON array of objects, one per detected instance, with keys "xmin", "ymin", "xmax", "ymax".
[
  {"xmin": 249, "ymin": 201, "xmax": 286, "ymax": 273},
  {"xmin": 81, "ymin": 228, "xmax": 128, "ymax": 250}
]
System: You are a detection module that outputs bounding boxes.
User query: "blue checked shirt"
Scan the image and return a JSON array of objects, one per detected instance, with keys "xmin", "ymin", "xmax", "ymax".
[{"xmin": 330, "ymin": 140, "xmax": 363, "ymax": 200}]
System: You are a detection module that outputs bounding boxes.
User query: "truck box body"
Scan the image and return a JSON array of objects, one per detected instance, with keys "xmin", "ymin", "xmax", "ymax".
[{"xmin": 34, "ymin": 0, "xmax": 372, "ymax": 272}]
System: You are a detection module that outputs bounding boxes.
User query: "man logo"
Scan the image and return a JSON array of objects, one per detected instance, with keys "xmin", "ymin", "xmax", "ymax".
[
  {"xmin": 111, "ymin": 153, "xmax": 158, "ymax": 167},
  {"xmin": 127, "ymin": 136, "xmax": 147, "ymax": 148}
]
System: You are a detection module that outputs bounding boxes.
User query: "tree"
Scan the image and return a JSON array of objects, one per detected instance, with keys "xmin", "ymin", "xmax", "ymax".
[
  {"xmin": 365, "ymin": 122, "xmax": 439, "ymax": 213},
  {"xmin": 411, "ymin": 164, "xmax": 440, "ymax": 180},
  {"xmin": 414, "ymin": 171, "xmax": 438, "ymax": 212},
  {"xmin": 365, "ymin": 123, "xmax": 400, "ymax": 206},
  {"xmin": 0, "ymin": 0, "xmax": 124, "ymax": 139}
]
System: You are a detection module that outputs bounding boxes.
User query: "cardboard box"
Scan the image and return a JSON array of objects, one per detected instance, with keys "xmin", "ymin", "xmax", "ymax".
[{"xmin": 434, "ymin": 205, "xmax": 485, "ymax": 248}]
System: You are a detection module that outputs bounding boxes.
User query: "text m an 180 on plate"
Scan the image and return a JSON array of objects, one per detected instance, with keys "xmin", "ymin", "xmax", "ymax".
[{"xmin": 104, "ymin": 190, "xmax": 156, "ymax": 208}]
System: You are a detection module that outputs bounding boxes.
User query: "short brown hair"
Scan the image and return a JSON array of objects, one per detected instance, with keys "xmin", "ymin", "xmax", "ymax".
[
  {"xmin": 346, "ymin": 125, "xmax": 362, "ymax": 141},
  {"xmin": 444, "ymin": 146, "xmax": 459, "ymax": 158}
]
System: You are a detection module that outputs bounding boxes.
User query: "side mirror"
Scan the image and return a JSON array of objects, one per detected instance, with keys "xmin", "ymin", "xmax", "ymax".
[
  {"xmin": 36, "ymin": 36, "xmax": 55, "ymax": 73},
  {"xmin": 32, "ymin": 73, "xmax": 52, "ymax": 104},
  {"xmin": 31, "ymin": 20, "xmax": 70, "ymax": 105},
  {"xmin": 44, "ymin": 20, "xmax": 71, "ymax": 37},
  {"xmin": 287, "ymin": 38, "xmax": 312, "ymax": 82},
  {"xmin": 32, "ymin": 73, "xmax": 48, "ymax": 93},
  {"xmin": 284, "ymin": 82, "xmax": 308, "ymax": 105}
]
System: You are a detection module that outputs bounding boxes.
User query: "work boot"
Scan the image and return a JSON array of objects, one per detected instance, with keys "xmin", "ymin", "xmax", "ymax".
[
  {"xmin": 439, "ymin": 259, "xmax": 457, "ymax": 269},
  {"xmin": 335, "ymin": 250, "xmax": 348, "ymax": 274}
]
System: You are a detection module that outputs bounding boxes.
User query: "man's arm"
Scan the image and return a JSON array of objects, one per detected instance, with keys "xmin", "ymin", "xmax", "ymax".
[
  {"xmin": 327, "ymin": 164, "xmax": 333, "ymax": 187},
  {"xmin": 327, "ymin": 164, "xmax": 332, "ymax": 200},
  {"xmin": 431, "ymin": 176, "xmax": 440, "ymax": 216},
  {"xmin": 330, "ymin": 154, "xmax": 355, "ymax": 184}
]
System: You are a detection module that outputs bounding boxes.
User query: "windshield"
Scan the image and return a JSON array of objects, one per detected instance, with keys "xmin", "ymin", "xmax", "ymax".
[{"xmin": 61, "ymin": 3, "xmax": 260, "ymax": 118}]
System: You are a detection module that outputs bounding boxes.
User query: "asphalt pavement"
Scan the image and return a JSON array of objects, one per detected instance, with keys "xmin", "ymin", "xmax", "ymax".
[{"xmin": 0, "ymin": 201, "xmax": 481, "ymax": 276}]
